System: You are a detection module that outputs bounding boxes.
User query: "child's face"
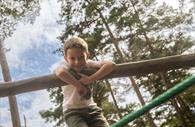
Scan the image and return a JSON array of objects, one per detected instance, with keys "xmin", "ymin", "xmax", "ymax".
[{"xmin": 64, "ymin": 48, "xmax": 89, "ymax": 72}]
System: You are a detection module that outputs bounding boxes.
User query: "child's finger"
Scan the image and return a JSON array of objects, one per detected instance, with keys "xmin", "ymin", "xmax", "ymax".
[{"xmin": 78, "ymin": 73, "xmax": 87, "ymax": 77}]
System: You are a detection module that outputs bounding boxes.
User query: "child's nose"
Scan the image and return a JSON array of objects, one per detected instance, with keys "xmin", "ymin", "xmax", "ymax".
[{"xmin": 74, "ymin": 59, "xmax": 80, "ymax": 64}]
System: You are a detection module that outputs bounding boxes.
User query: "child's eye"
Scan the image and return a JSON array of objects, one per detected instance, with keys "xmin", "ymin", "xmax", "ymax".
[
  {"xmin": 79, "ymin": 56, "xmax": 85, "ymax": 60},
  {"xmin": 71, "ymin": 57, "xmax": 75, "ymax": 61},
  {"xmin": 80, "ymin": 56, "xmax": 84, "ymax": 59}
]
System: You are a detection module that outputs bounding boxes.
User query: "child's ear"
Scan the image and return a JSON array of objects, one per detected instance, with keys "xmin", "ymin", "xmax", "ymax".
[
  {"xmin": 64, "ymin": 56, "xmax": 67, "ymax": 61},
  {"xmin": 87, "ymin": 52, "xmax": 90, "ymax": 59}
]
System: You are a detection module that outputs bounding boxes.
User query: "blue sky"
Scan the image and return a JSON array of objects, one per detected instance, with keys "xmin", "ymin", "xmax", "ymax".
[{"xmin": 0, "ymin": 0, "xmax": 64, "ymax": 126}]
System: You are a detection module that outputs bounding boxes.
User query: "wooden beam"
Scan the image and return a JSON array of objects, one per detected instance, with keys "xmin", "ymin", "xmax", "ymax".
[{"xmin": 0, "ymin": 54, "xmax": 195, "ymax": 97}]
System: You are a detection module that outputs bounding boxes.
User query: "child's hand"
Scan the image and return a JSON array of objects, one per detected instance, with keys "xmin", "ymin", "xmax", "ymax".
[
  {"xmin": 76, "ymin": 84, "xmax": 91, "ymax": 100},
  {"xmin": 78, "ymin": 73, "xmax": 92, "ymax": 85},
  {"xmin": 76, "ymin": 84, "xmax": 87, "ymax": 96}
]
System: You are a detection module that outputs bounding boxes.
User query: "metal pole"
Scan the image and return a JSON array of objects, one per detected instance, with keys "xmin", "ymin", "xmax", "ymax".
[{"xmin": 111, "ymin": 75, "xmax": 195, "ymax": 127}]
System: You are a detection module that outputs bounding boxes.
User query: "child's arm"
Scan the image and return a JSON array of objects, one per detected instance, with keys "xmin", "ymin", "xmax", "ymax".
[
  {"xmin": 55, "ymin": 66, "xmax": 87, "ymax": 95},
  {"xmin": 79, "ymin": 61, "xmax": 116, "ymax": 85}
]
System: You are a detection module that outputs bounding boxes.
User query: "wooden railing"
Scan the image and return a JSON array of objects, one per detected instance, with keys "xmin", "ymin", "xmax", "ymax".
[{"xmin": 0, "ymin": 53, "xmax": 195, "ymax": 97}]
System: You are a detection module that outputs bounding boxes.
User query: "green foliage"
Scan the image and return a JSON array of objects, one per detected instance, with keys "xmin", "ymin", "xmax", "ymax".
[
  {"xmin": 44, "ymin": 0, "xmax": 195, "ymax": 126},
  {"xmin": 0, "ymin": 0, "xmax": 40, "ymax": 38},
  {"xmin": 40, "ymin": 87, "xmax": 65, "ymax": 127},
  {"xmin": 92, "ymin": 81, "xmax": 110, "ymax": 107},
  {"xmin": 85, "ymin": 1, "xmax": 99, "ymax": 17}
]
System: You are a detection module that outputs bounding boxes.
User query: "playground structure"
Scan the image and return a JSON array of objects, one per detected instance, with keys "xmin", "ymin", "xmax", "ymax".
[
  {"xmin": 111, "ymin": 75, "xmax": 195, "ymax": 127},
  {"xmin": 0, "ymin": 53, "xmax": 195, "ymax": 127}
]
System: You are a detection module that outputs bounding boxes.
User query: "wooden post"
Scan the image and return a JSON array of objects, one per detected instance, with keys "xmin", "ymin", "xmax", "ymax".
[
  {"xmin": 23, "ymin": 114, "xmax": 27, "ymax": 127},
  {"xmin": 0, "ymin": 39, "xmax": 21, "ymax": 127}
]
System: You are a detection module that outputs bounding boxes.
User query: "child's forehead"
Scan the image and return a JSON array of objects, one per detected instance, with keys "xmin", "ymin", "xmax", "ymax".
[
  {"xmin": 66, "ymin": 48, "xmax": 87, "ymax": 56},
  {"xmin": 67, "ymin": 47, "xmax": 86, "ymax": 52}
]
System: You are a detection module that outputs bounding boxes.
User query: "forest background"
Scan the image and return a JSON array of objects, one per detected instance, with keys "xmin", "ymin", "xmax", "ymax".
[{"xmin": 0, "ymin": 0, "xmax": 195, "ymax": 127}]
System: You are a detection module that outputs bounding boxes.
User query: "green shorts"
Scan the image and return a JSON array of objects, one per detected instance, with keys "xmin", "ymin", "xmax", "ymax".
[{"xmin": 64, "ymin": 106, "xmax": 110, "ymax": 127}]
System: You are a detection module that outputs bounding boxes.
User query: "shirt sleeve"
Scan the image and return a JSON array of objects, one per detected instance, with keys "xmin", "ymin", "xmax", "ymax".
[
  {"xmin": 54, "ymin": 61, "xmax": 70, "ymax": 73},
  {"xmin": 61, "ymin": 61, "xmax": 70, "ymax": 70},
  {"xmin": 86, "ymin": 59, "xmax": 104, "ymax": 68}
]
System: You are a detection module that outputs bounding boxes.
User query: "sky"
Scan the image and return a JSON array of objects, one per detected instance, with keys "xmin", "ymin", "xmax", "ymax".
[
  {"xmin": 0, "ymin": 0, "xmax": 64, "ymax": 127},
  {"xmin": 0, "ymin": 0, "xmax": 194, "ymax": 127}
]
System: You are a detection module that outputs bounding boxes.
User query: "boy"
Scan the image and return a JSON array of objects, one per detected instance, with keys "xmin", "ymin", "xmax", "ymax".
[{"xmin": 55, "ymin": 36, "xmax": 116, "ymax": 127}]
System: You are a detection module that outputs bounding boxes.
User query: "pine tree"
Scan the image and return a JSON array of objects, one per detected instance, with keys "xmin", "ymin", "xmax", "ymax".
[
  {"xmin": 40, "ymin": 0, "xmax": 195, "ymax": 126},
  {"xmin": 0, "ymin": 0, "xmax": 40, "ymax": 39}
]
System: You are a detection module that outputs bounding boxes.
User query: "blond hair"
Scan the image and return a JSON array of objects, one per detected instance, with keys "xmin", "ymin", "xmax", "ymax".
[{"xmin": 63, "ymin": 36, "xmax": 88, "ymax": 55}]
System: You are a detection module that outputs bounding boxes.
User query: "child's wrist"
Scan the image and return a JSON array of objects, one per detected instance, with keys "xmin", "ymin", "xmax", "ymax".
[
  {"xmin": 75, "ymin": 83, "xmax": 82, "ymax": 87},
  {"xmin": 88, "ymin": 76, "xmax": 95, "ymax": 83}
]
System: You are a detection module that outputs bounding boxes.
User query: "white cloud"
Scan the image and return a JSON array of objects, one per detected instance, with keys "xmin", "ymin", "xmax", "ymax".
[
  {"xmin": 158, "ymin": 0, "xmax": 179, "ymax": 8},
  {"xmin": 0, "ymin": 98, "xmax": 11, "ymax": 127},
  {"xmin": 0, "ymin": 0, "xmax": 65, "ymax": 127},
  {"xmin": 0, "ymin": 91, "xmax": 55, "ymax": 127},
  {"xmin": 4, "ymin": 0, "xmax": 63, "ymax": 69},
  {"xmin": 19, "ymin": 91, "xmax": 55, "ymax": 127},
  {"xmin": 49, "ymin": 58, "xmax": 64, "ymax": 73}
]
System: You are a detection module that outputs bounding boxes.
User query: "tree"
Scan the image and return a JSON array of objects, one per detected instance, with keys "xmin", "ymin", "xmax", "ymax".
[
  {"xmin": 0, "ymin": 0, "xmax": 40, "ymax": 39},
  {"xmin": 41, "ymin": 0, "xmax": 195, "ymax": 126},
  {"xmin": 42, "ymin": 0, "xmax": 152, "ymax": 126},
  {"xmin": 123, "ymin": 0, "xmax": 195, "ymax": 126}
]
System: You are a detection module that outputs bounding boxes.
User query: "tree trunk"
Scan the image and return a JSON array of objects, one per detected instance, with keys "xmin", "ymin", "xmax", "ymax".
[
  {"xmin": 95, "ymin": 56, "xmax": 123, "ymax": 119},
  {"xmin": 91, "ymin": 3, "xmax": 157, "ymax": 126},
  {"xmin": 160, "ymin": 73, "xmax": 188, "ymax": 126},
  {"xmin": 176, "ymin": 96, "xmax": 195, "ymax": 124},
  {"xmin": 105, "ymin": 80, "xmax": 123, "ymax": 119},
  {"xmin": 129, "ymin": 1, "xmax": 193, "ymax": 125},
  {"xmin": 0, "ymin": 39, "xmax": 21, "ymax": 127}
]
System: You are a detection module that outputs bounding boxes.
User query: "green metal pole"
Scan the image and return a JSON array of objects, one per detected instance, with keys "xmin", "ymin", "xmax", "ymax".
[{"xmin": 111, "ymin": 75, "xmax": 195, "ymax": 127}]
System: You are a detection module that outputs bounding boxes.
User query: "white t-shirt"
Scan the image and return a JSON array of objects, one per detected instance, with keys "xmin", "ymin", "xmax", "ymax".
[{"xmin": 58, "ymin": 59, "xmax": 103, "ymax": 110}]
